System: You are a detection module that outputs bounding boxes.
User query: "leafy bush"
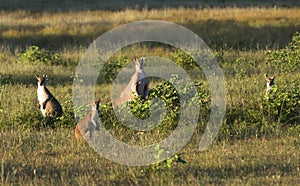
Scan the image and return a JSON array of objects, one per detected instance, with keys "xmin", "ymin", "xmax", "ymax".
[
  {"xmin": 127, "ymin": 75, "xmax": 210, "ymax": 132},
  {"xmin": 263, "ymin": 32, "xmax": 300, "ymax": 124},
  {"xmin": 265, "ymin": 32, "xmax": 300, "ymax": 73},
  {"xmin": 98, "ymin": 75, "xmax": 210, "ymax": 135},
  {"xmin": 17, "ymin": 46, "xmax": 62, "ymax": 65},
  {"xmin": 172, "ymin": 50, "xmax": 196, "ymax": 70},
  {"xmin": 261, "ymin": 82, "xmax": 300, "ymax": 125},
  {"xmin": 126, "ymin": 76, "xmax": 181, "ymax": 131},
  {"xmin": 98, "ymin": 56, "xmax": 129, "ymax": 84},
  {"xmin": 141, "ymin": 153, "xmax": 186, "ymax": 176}
]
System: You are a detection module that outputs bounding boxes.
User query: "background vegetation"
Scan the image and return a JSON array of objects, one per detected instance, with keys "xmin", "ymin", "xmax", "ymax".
[{"xmin": 0, "ymin": 1, "xmax": 299, "ymax": 185}]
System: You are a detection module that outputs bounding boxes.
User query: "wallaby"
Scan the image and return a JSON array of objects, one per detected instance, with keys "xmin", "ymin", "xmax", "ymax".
[
  {"xmin": 75, "ymin": 100, "xmax": 100, "ymax": 140},
  {"xmin": 265, "ymin": 74, "xmax": 275, "ymax": 94},
  {"xmin": 112, "ymin": 57, "xmax": 149, "ymax": 107},
  {"xmin": 36, "ymin": 74, "xmax": 63, "ymax": 117},
  {"xmin": 257, "ymin": 74, "xmax": 276, "ymax": 111}
]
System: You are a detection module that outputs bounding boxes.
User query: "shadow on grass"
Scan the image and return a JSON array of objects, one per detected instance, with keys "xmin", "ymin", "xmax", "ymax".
[
  {"xmin": 186, "ymin": 163, "xmax": 295, "ymax": 180},
  {"xmin": 183, "ymin": 19, "xmax": 300, "ymax": 50},
  {"xmin": 0, "ymin": 20, "xmax": 110, "ymax": 50},
  {"xmin": 1, "ymin": 0, "xmax": 299, "ymax": 11},
  {"xmin": 1, "ymin": 19, "xmax": 299, "ymax": 51},
  {"xmin": 0, "ymin": 73, "xmax": 73, "ymax": 86},
  {"xmin": 1, "ymin": 160, "xmax": 296, "ymax": 184}
]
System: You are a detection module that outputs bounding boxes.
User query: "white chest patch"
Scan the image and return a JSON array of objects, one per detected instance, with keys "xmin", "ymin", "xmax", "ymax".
[
  {"xmin": 266, "ymin": 83, "xmax": 272, "ymax": 92},
  {"xmin": 37, "ymin": 87, "xmax": 49, "ymax": 116},
  {"xmin": 37, "ymin": 88, "xmax": 48, "ymax": 103}
]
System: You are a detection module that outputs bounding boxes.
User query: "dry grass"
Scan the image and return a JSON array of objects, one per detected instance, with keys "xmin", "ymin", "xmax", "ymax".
[
  {"xmin": 0, "ymin": 6, "xmax": 300, "ymax": 185},
  {"xmin": 1, "ymin": 7, "xmax": 299, "ymax": 49},
  {"xmin": 2, "ymin": 7, "xmax": 300, "ymax": 30},
  {"xmin": 0, "ymin": 129, "xmax": 299, "ymax": 185}
]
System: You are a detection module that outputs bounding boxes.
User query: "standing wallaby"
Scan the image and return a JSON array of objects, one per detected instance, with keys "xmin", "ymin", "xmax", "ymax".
[
  {"xmin": 75, "ymin": 100, "xmax": 100, "ymax": 140},
  {"xmin": 112, "ymin": 57, "xmax": 149, "ymax": 107},
  {"xmin": 36, "ymin": 74, "xmax": 63, "ymax": 117},
  {"xmin": 265, "ymin": 74, "xmax": 275, "ymax": 94}
]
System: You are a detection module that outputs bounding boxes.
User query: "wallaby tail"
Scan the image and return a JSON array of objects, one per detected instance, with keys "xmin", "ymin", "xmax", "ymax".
[{"xmin": 74, "ymin": 125, "xmax": 82, "ymax": 140}]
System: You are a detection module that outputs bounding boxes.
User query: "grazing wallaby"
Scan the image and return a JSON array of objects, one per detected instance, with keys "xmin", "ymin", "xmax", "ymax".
[
  {"xmin": 265, "ymin": 74, "xmax": 275, "ymax": 94},
  {"xmin": 112, "ymin": 57, "xmax": 149, "ymax": 107},
  {"xmin": 75, "ymin": 100, "xmax": 100, "ymax": 140},
  {"xmin": 36, "ymin": 74, "xmax": 63, "ymax": 117}
]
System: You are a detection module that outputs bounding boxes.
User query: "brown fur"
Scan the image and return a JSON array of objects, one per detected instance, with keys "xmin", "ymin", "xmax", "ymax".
[
  {"xmin": 112, "ymin": 57, "xmax": 149, "ymax": 107},
  {"xmin": 75, "ymin": 100, "xmax": 100, "ymax": 140}
]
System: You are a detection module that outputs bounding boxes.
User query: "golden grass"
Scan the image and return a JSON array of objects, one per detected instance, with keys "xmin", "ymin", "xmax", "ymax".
[
  {"xmin": 0, "ymin": 129, "xmax": 299, "ymax": 185},
  {"xmin": 0, "ymin": 7, "xmax": 299, "ymax": 184},
  {"xmin": 1, "ymin": 7, "xmax": 299, "ymax": 39}
]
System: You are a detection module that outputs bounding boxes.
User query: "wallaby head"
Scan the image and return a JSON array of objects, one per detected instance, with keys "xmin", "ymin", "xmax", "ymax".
[
  {"xmin": 35, "ymin": 74, "xmax": 47, "ymax": 87},
  {"xmin": 91, "ymin": 99, "xmax": 100, "ymax": 110},
  {"xmin": 265, "ymin": 74, "xmax": 275, "ymax": 93},
  {"xmin": 133, "ymin": 57, "xmax": 145, "ymax": 72}
]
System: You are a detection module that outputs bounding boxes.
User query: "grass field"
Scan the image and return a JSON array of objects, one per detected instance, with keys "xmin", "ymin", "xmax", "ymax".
[
  {"xmin": 0, "ymin": 1, "xmax": 300, "ymax": 185},
  {"xmin": 1, "ymin": 131, "xmax": 299, "ymax": 185}
]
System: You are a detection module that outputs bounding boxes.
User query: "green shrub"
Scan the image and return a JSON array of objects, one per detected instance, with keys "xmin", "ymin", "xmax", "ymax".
[
  {"xmin": 263, "ymin": 31, "xmax": 300, "ymax": 124},
  {"xmin": 126, "ymin": 76, "xmax": 180, "ymax": 131},
  {"xmin": 98, "ymin": 56, "xmax": 129, "ymax": 84},
  {"xmin": 127, "ymin": 75, "xmax": 210, "ymax": 132},
  {"xmin": 172, "ymin": 50, "xmax": 196, "ymax": 70},
  {"xmin": 265, "ymin": 32, "xmax": 300, "ymax": 73},
  {"xmin": 17, "ymin": 46, "xmax": 63, "ymax": 65},
  {"xmin": 262, "ymin": 82, "xmax": 300, "ymax": 125}
]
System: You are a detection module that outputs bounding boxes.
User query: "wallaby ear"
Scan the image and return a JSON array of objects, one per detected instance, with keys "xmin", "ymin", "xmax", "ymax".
[
  {"xmin": 96, "ymin": 99, "xmax": 101, "ymax": 104},
  {"xmin": 35, "ymin": 75, "xmax": 39, "ymax": 79},
  {"xmin": 96, "ymin": 99, "xmax": 101, "ymax": 109},
  {"xmin": 139, "ymin": 57, "xmax": 145, "ymax": 65},
  {"xmin": 133, "ymin": 58, "xmax": 137, "ymax": 64},
  {"xmin": 43, "ymin": 74, "xmax": 47, "ymax": 79},
  {"xmin": 271, "ymin": 76, "xmax": 275, "ymax": 80},
  {"xmin": 90, "ymin": 99, "xmax": 100, "ymax": 110}
]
